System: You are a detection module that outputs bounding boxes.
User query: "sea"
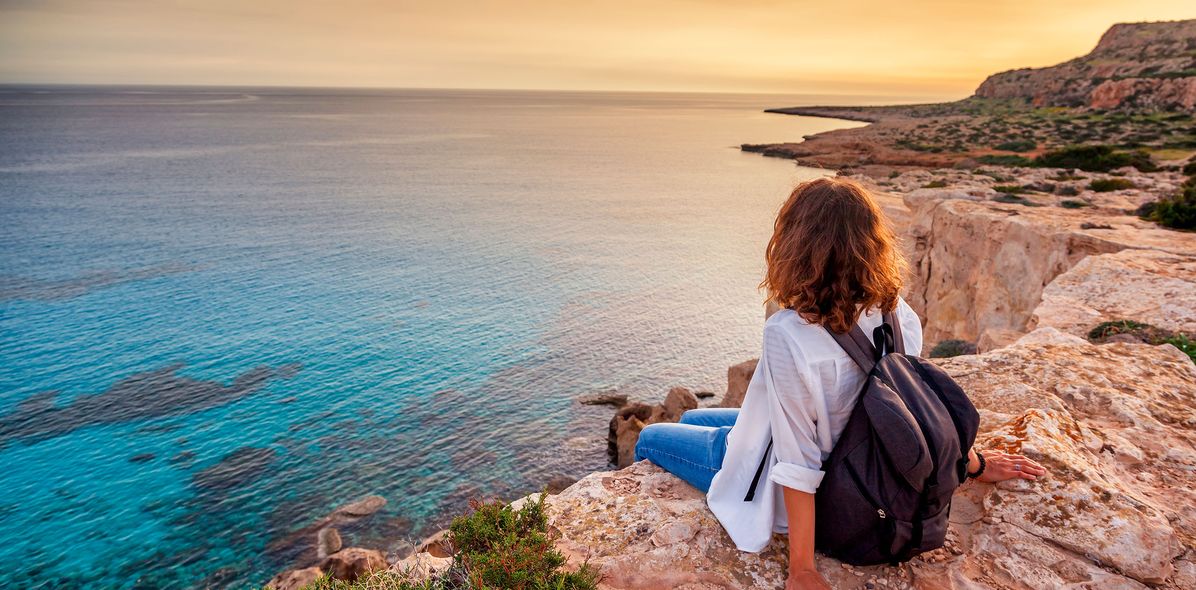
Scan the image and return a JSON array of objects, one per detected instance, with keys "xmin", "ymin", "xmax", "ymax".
[{"xmin": 0, "ymin": 86, "xmax": 876, "ymax": 588}]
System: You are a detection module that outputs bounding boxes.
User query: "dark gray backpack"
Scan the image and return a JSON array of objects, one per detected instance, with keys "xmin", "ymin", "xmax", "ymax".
[{"xmin": 744, "ymin": 311, "xmax": 979, "ymax": 566}]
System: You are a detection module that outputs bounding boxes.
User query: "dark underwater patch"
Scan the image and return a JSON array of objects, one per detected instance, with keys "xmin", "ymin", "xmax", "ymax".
[
  {"xmin": 0, "ymin": 262, "xmax": 199, "ymax": 302},
  {"xmin": 0, "ymin": 362, "xmax": 301, "ymax": 446}
]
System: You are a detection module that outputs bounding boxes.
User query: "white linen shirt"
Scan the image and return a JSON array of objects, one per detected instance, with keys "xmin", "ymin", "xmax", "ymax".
[{"xmin": 706, "ymin": 298, "xmax": 923, "ymax": 552}]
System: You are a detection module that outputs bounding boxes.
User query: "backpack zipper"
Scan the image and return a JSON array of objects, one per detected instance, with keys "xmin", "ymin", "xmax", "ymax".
[{"xmin": 845, "ymin": 461, "xmax": 890, "ymax": 521}]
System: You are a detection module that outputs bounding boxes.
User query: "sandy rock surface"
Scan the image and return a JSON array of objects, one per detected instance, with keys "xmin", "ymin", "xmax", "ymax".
[
  {"xmin": 537, "ymin": 331, "xmax": 1196, "ymax": 589},
  {"xmin": 1031, "ymin": 248, "xmax": 1196, "ymax": 336}
]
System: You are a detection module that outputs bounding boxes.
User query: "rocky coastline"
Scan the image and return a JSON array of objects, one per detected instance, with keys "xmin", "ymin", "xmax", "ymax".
[{"xmin": 265, "ymin": 19, "xmax": 1196, "ymax": 590}]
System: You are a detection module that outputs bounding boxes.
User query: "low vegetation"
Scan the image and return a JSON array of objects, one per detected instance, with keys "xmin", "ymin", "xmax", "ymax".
[
  {"xmin": 297, "ymin": 494, "xmax": 599, "ymax": 590},
  {"xmin": 993, "ymin": 194, "xmax": 1042, "ymax": 206},
  {"xmin": 1032, "ymin": 145, "xmax": 1156, "ymax": 173},
  {"xmin": 1088, "ymin": 320, "xmax": 1196, "ymax": 363},
  {"xmin": 1140, "ymin": 158, "xmax": 1196, "ymax": 230},
  {"xmin": 929, "ymin": 339, "xmax": 978, "ymax": 358},
  {"xmin": 1088, "ymin": 178, "xmax": 1136, "ymax": 192}
]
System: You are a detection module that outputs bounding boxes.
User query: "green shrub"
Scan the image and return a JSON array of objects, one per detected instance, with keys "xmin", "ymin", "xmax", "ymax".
[
  {"xmin": 297, "ymin": 494, "xmax": 598, "ymax": 590},
  {"xmin": 1163, "ymin": 334, "xmax": 1196, "ymax": 363},
  {"xmin": 993, "ymin": 185, "xmax": 1028, "ymax": 194},
  {"xmin": 1060, "ymin": 199, "xmax": 1090, "ymax": 209},
  {"xmin": 1143, "ymin": 178, "xmax": 1196, "ymax": 230},
  {"xmin": 1088, "ymin": 178, "xmax": 1136, "ymax": 192},
  {"xmin": 922, "ymin": 179, "xmax": 948, "ymax": 188},
  {"xmin": 994, "ymin": 139, "xmax": 1037, "ymax": 152},
  {"xmin": 1087, "ymin": 320, "xmax": 1196, "ymax": 364},
  {"xmin": 976, "ymin": 154, "xmax": 1032, "ymax": 167},
  {"xmin": 929, "ymin": 339, "xmax": 977, "ymax": 358},
  {"xmin": 993, "ymin": 194, "xmax": 1042, "ymax": 206},
  {"xmin": 1184, "ymin": 159, "xmax": 1196, "ymax": 176},
  {"xmin": 1088, "ymin": 320, "xmax": 1151, "ymax": 340},
  {"xmin": 1032, "ymin": 145, "xmax": 1156, "ymax": 172}
]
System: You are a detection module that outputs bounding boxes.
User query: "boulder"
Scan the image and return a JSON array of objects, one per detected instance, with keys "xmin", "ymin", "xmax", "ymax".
[
  {"xmin": 389, "ymin": 552, "xmax": 452, "ymax": 582},
  {"xmin": 320, "ymin": 547, "xmax": 387, "ymax": 582},
  {"xmin": 415, "ymin": 529, "xmax": 454, "ymax": 558},
  {"xmin": 719, "ymin": 359, "xmax": 758, "ymax": 408},
  {"xmin": 655, "ymin": 386, "xmax": 698, "ymax": 422},
  {"xmin": 539, "ymin": 332, "xmax": 1196, "ymax": 589},
  {"xmin": 316, "ymin": 527, "xmax": 341, "ymax": 558},
  {"xmin": 577, "ymin": 391, "xmax": 630, "ymax": 407},
  {"xmin": 607, "ymin": 388, "xmax": 698, "ymax": 468},
  {"xmin": 333, "ymin": 495, "xmax": 387, "ymax": 518},
  {"xmin": 265, "ymin": 566, "xmax": 323, "ymax": 590}
]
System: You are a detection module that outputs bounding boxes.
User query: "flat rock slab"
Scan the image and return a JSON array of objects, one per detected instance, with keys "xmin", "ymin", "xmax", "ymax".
[{"xmin": 534, "ymin": 331, "xmax": 1196, "ymax": 589}]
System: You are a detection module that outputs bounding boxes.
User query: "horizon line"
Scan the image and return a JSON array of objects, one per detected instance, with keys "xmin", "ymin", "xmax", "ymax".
[{"xmin": 0, "ymin": 81, "xmax": 968, "ymax": 101}]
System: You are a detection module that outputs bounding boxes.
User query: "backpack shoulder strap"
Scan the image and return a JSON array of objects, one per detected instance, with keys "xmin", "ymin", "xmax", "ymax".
[
  {"xmin": 883, "ymin": 309, "xmax": 905, "ymax": 355},
  {"xmin": 826, "ymin": 324, "xmax": 877, "ymax": 373}
]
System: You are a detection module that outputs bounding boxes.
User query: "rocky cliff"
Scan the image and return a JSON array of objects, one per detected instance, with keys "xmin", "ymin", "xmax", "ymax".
[
  {"xmin": 537, "ymin": 329, "xmax": 1196, "ymax": 589},
  {"xmin": 871, "ymin": 166, "xmax": 1195, "ymax": 348},
  {"xmin": 530, "ymin": 160, "xmax": 1196, "ymax": 589},
  {"xmin": 974, "ymin": 20, "xmax": 1196, "ymax": 111}
]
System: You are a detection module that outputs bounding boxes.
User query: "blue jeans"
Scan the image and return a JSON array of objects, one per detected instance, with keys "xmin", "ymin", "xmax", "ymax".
[{"xmin": 634, "ymin": 408, "xmax": 739, "ymax": 492}]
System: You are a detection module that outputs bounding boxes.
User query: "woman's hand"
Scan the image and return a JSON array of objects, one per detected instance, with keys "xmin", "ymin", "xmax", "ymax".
[
  {"xmin": 976, "ymin": 449, "xmax": 1047, "ymax": 483},
  {"xmin": 786, "ymin": 568, "xmax": 832, "ymax": 590}
]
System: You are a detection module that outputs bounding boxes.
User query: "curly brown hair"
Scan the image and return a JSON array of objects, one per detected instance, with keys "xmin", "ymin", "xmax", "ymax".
[{"xmin": 760, "ymin": 177, "xmax": 906, "ymax": 334}]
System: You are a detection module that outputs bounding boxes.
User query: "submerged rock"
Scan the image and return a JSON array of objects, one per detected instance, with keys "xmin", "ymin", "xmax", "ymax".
[
  {"xmin": 578, "ymin": 391, "xmax": 630, "ymax": 407},
  {"xmin": 191, "ymin": 447, "xmax": 278, "ymax": 491},
  {"xmin": 538, "ymin": 331, "xmax": 1196, "ymax": 589},
  {"xmin": 316, "ymin": 527, "xmax": 342, "ymax": 558},
  {"xmin": 0, "ymin": 363, "xmax": 294, "ymax": 447}
]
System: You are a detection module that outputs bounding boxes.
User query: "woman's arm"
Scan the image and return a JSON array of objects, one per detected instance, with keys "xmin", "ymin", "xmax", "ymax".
[{"xmin": 782, "ymin": 486, "xmax": 831, "ymax": 590}]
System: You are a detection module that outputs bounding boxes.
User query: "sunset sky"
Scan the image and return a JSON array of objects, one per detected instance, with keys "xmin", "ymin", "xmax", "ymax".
[{"xmin": 1, "ymin": 0, "xmax": 1192, "ymax": 97}]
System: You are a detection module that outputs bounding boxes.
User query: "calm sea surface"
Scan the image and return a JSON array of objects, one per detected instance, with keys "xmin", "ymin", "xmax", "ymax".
[{"xmin": 0, "ymin": 87, "xmax": 867, "ymax": 588}]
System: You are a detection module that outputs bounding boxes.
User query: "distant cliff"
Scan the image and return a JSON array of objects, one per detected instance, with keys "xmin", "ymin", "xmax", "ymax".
[{"xmin": 974, "ymin": 20, "xmax": 1196, "ymax": 111}]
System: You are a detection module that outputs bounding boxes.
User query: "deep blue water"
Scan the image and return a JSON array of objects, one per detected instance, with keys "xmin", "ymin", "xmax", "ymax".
[{"xmin": 0, "ymin": 86, "xmax": 864, "ymax": 588}]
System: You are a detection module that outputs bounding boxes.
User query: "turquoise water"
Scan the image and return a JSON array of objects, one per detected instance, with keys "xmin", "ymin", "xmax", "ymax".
[{"xmin": 0, "ymin": 87, "xmax": 863, "ymax": 588}]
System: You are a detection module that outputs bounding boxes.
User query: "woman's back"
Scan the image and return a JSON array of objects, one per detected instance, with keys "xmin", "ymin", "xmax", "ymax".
[{"xmin": 705, "ymin": 297, "xmax": 923, "ymax": 552}]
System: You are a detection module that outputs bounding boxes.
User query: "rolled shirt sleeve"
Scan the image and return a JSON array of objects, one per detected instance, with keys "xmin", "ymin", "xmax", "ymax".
[{"xmin": 760, "ymin": 323, "xmax": 827, "ymax": 494}]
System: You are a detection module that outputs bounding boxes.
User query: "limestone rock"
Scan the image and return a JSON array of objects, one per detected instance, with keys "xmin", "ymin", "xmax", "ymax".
[
  {"xmin": 316, "ymin": 527, "xmax": 342, "ymax": 558},
  {"xmin": 607, "ymin": 387, "xmax": 698, "ymax": 468},
  {"xmin": 265, "ymin": 566, "xmax": 323, "ymax": 590},
  {"xmin": 416, "ymin": 529, "xmax": 454, "ymax": 558},
  {"xmin": 389, "ymin": 552, "xmax": 451, "ymax": 582},
  {"xmin": 541, "ymin": 333, "xmax": 1196, "ymax": 589},
  {"xmin": 333, "ymin": 495, "xmax": 387, "ymax": 518},
  {"xmin": 973, "ymin": 20, "xmax": 1196, "ymax": 111},
  {"xmin": 320, "ymin": 547, "xmax": 387, "ymax": 582},
  {"xmin": 657, "ymin": 386, "xmax": 699, "ymax": 422},
  {"xmin": 902, "ymin": 187, "xmax": 1196, "ymax": 345},
  {"xmin": 719, "ymin": 359, "xmax": 759, "ymax": 408},
  {"xmin": 1031, "ymin": 248, "xmax": 1196, "ymax": 337},
  {"xmin": 578, "ymin": 390, "xmax": 630, "ymax": 407}
]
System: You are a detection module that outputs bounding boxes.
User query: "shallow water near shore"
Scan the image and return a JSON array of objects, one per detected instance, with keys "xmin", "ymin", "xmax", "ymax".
[{"xmin": 0, "ymin": 86, "xmax": 871, "ymax": 588}]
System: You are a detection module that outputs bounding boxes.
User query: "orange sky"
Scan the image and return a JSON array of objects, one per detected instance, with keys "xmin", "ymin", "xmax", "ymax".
[{"xmin": 1, "ymin": 1, "xmax": 1192, "ymax": 97}]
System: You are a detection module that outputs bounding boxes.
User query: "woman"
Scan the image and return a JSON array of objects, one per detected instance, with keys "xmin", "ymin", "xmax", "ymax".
[{"xmin": 634, "ymin": 177, "xmax": 1046, "ymax": 590}]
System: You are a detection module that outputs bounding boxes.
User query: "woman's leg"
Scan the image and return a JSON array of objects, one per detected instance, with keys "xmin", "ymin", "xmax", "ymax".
[
  {"xmin": 678, "ymin": 408, "xmax": 739, "ymax": 428},
  {"xmin": 634, "ymin": 422, "xmax": 731, "ymax": 492}
]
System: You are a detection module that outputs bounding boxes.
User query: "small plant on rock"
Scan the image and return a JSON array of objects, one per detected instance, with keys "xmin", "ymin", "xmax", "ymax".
[
  {"xmin": 929, "ymin": 339, "xmax": 977, "ymax": 358},
  {"xmin": 1088, "ymin": 178, "xmax": 1135, "ymax": 192}
]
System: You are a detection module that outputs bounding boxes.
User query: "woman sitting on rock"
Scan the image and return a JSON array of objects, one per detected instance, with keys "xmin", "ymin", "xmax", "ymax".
[{"xmin": 634, "ymin": 177, "xmax": 1046, "ymax": 590}]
